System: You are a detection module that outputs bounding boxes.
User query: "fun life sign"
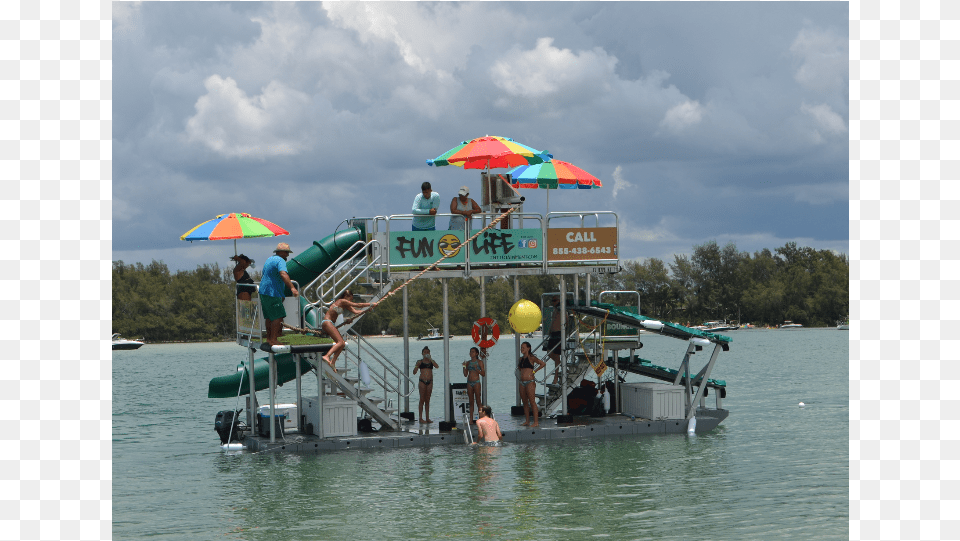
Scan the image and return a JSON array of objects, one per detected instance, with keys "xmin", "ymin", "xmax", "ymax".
[
  {"xmin": 546, "ymin": 227, "xmax": 618, "ymax": 261},
  {"xmin": 389, "ymin": 228, "xmax": 544, "ymax": 266}
]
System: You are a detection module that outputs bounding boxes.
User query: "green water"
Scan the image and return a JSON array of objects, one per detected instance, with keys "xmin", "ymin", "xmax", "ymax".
[{"xmin": 113, "ymin": 330, "xmax": 848, "ymax": 540}]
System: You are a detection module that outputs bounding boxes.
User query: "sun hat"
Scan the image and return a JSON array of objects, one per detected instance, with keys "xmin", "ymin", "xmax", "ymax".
[
  {"xmin": 458, "ymin": 186, "xmax": 469, "ymax": 196},
  {"xmin": 274, "ymin": 242, "xmax": 292, "ymax": 253}
]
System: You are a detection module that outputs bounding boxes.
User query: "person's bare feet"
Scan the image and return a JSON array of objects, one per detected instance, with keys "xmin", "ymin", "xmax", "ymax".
[
  {"xmin": 425, "ymin": 418, "xmax": 432, "ymax": 423},
  {"xmin": 520, "ymin": 421, "xmax": 530, "ymax": 427},
  {"xmin": 322, "ymin": 355, "xmax": 335, "ymax": 368}
]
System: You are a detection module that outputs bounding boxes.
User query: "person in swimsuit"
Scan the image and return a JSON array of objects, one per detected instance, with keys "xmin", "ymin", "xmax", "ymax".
[
  {"xmin": 518, "ymin": 341, "xmax": 546, "ymax": 427},
  {"xmin": 320, "ymin": 290, "xmax": 372, "ymax": 368},
  {"xmin": 462, "ymin": 347, "xmax": 486, "ymax": 424},
  {"xmin": 412, "ymin": 346, "xmax": 439, "ymax": 423},
  {"xmin": 473, "ymin": 404, "xmax": 502, "ymax": 444},
  {"xmin": 231, "ymin": 254, "xmax": 255, "ymax": 301}
]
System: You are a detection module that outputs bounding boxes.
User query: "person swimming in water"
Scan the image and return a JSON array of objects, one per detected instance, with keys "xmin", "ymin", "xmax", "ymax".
[{"xmin": 473, "ymin": 404, "xmax": 502, "ymax": 444}]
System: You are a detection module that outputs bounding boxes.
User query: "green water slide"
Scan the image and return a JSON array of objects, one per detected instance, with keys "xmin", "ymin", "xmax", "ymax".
[{"xmin": 208, "ymin": 224, "xmax": 366, "ymax": 399}]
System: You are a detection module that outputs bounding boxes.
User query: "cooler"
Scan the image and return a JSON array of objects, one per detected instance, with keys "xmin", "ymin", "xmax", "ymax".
[
  {"xmin": 621, "ymin": 382, "xmax": 684, "ymax": 420},
  {"xmin": 301, "ymin": 396, "xmax": 357, "ymax": 437}
]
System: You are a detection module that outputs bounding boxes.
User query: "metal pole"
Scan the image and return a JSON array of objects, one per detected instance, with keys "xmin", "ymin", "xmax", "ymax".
[
  {"xmin": 268, "ymin": 351, "xmax": 277, "ymax": 443},
  {"xmin": 247, "ymin": 348, "xmax": 256, "ymax": 432},
  {"xmin": 480, "ymin": 277, "xmax": 487, "ymax": 406},
  {"xmin": 403, "ymin": 286, "xmax": 410, "ymax": 415},
  {"xmin": 317, "ymin": 355, "xmax": 324, "ymax": 438},
  {"xmin": 295, "ymin": 353, "xmax": 302, "ymax": 432},
  {"xmin": 443, "ymin": 278, "xmax": 451, "ymax": 423},
  {"xmin": 514, "ymin": 276, "xmax": 521, "ymax": 410},
  {"xmin": 560, "ymin": 276, "xmax": 568, "ymax": 416},
  {"xmin": 586, "ymin": 274, "xmax": 591, "ymax": 307}
]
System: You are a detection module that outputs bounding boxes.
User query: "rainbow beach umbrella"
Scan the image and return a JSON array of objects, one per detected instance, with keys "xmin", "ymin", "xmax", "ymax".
[
  {"xmin": 507, "ymin": 159, "xmax": 603, "ymax": 215},
  {"xmin": 180, "ymin": 212, "xmax": 289, "ymax": 255},
  {"xmin": 427, "ymin": 135, "xmax": 552, "ymax": 170}
]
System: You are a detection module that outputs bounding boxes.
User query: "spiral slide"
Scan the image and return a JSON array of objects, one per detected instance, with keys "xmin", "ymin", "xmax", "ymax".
[{"xmin": 208, "ymin": 224, "xmax": 365, "ymax": 399}]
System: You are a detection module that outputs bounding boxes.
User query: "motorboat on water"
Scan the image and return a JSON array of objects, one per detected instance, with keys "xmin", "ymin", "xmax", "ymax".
[
  {"xmin": 417, "ymin": 324, "xmax": 451, "ymax": 341},
  {"xmin": 779, "ymin": 321, "xmax": 803, "ymax": 329},
  {"xmin": 696, "ymin": 321, "xmax": 738, "ymax": 332},
  {"xmin": 836, "ymin": 319, "xmax": 849, "ymax": 330},
  {"xmin": 112, "ymin": 333, "xmax": 144, "ymax": 350}
]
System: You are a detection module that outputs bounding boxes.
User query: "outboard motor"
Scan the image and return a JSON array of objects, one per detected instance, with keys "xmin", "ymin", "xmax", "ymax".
[{"xmin": 214, "ymin": 409, "xmax": 243, "ymax": 445}]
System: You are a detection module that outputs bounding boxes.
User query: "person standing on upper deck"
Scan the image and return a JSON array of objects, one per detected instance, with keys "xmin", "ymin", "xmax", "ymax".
[
  {"xmin": 412, "ymin": 181, "xmax": 441, "ymax": 231},
  {"xmin": 260, "ymin": 242, "xmax": 299, "ymax": 347},
  {"xmin": 448, "ymin": 185, "xmax": 482, "ymax": 231}
]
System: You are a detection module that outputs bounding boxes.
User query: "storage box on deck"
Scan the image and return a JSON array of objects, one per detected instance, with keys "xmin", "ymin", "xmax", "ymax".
[
  {"xmin": 301, "ymin": 396, "xmax": 357, "ymax": 437},
  {"xmin": 257, "ymin": 404, "xmax": 298, "ymax": 431},
  {"xmin": 621, "ymin": 382, "xmax": 684, "ymax": 420},
  {"xmin": 257, "ymin": 412, "xmax": 286, "ymax": 438}
]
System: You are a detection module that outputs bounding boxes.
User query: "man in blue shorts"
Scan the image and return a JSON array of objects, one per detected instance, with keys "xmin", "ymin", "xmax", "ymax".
[
  {"xmin": 411, "ymin": 181, "xmax": 441, "ymax": 231},
  {"xmin": 260, "ymin": 242, "xmax": 299, "ymax": 346}
]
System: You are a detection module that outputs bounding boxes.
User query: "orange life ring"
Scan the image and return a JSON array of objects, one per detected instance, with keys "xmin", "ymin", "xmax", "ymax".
[{"xmin": 471, "ymin": 317, "xmax": 500, "ymax": 348}]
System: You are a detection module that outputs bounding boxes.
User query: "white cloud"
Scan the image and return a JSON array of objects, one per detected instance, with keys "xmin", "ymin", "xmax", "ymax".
[
  {"xmin": 660, "ymin": 100, "xmax": 704, "ymax": 132},
  {"xmin": 184, "ymin": 75, "xmax": 314, "ymax": 158},
  {"xmin": 801, "ymin": 102, "xmax": 846, "ymax": 138},
  {"xmin": 489, "ymin": 37, "xmax": 618, "ymax": 99},
  {"xmin": 611, "ymin": 165, "xmax": 633, "ymax": 198},
  {"xmin": 790, "ymin": 27, "xmax": 846, "ymax": 94},
  {"xmin": 113, "ymin": 2, "xmax": 145, "ymax": 43}
]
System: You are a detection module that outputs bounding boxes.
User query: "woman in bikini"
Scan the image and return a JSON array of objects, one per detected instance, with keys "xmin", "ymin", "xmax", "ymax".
[
  {"xmin": 518, "ymin": 341, "xmax": 546, "ymax": 427},
  {"xmin": 462, "ymin": 347, "xmax": 485, "ymax": 424},
  {"xmin": 413, "ymin": 346, "xmax": 439, "ymax": 423},
  {"xmin": 320, "ymin": 290, "xmax": 372, "ymax": 368}
]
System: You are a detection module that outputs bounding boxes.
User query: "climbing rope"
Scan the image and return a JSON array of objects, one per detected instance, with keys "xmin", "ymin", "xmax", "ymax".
[{"xmin": 372, "ymin": 205, "xmax": 521, "ymax": 307}]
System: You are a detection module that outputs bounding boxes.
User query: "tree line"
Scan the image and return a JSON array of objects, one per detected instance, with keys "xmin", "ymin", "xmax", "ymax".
[{"xmin": 112, "ymin": 241, "xmax": 848, "ymax": 342}]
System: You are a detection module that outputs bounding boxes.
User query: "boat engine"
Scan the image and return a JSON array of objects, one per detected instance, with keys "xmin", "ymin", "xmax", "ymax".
[{"xmin": 214, "ymin": 409, "xmax": 244, "ymax": 445}]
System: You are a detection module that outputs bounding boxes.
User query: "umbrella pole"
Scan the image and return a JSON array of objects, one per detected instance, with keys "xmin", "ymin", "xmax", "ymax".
[{"xmin": 234, "ymin": 239, "xmax": 237, "ymax": 256}]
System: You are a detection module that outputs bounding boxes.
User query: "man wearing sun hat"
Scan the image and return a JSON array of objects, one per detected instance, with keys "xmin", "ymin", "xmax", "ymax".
[
  {"xmin": 260, "ymin": 242, "xmax": 299, "ymax": 346},
  {"xmin": 448, "ymin": 185, "xmax": 481, "ymax": 231}
]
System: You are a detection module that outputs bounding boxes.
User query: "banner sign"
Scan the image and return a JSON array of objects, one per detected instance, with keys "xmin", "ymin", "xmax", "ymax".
[
  {"xmin": 546, "ymin": 227, "xmax": 618, "ymax": 261},
  {"xmin": 467, "ymin": 228, "xmax": 542, "ymax": 263},
  {"xmin": 389, "ymin": 228, "xmax": 543, "ymax": 266},
  {"xmin": 389, "ymin": 230, "xmax": 466, "ymax": 266}
]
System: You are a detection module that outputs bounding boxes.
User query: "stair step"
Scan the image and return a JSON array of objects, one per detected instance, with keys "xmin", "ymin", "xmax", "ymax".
[
  {"xmin": 382, "ymin": 408, "xmax": 398, "ymax": 414},
  {"xmin": 359, "ymin": 387, "xmax": 374, "ymax": 395},
  {"xmin": 367, "ymin": 397, "xmax": 384, "ymax": 404},
  {"xmin": 343, "ymin": 376, "xmax": 359, "ymax": 384}
]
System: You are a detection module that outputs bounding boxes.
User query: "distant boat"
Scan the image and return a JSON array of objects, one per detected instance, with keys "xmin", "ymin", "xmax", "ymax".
[
  {"xmin": 779, "ymin": 321, "xmax": 803, "ymax": 329},
  {"xmin": 112, "ymin": 333, "xmax": 144, "ymax": 350},
  {"xmin": 836, "ymin": 319, "xmax": 849, "ymax": 330},
  {"xmin": 738, "ymin": 323, "xmax": 756, "ymax": 330},
  {"xmin": 417, "ymin": 323, "xmax": 451, "ymax": 341},
  {"xmin": 696, "ymin": 321, "xmax": 738, "ymax": 332}
]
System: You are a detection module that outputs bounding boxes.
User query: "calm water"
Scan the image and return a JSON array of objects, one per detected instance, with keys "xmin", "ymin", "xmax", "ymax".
[{"xmin": 113, "ymin": 329, "xmax": 848, "ymax": 540}]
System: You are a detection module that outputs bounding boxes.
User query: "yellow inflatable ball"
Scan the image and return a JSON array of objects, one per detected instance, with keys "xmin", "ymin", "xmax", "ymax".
[{"xmin": 508, "ymin": 299, "xmax": 542, "ymax": 334}]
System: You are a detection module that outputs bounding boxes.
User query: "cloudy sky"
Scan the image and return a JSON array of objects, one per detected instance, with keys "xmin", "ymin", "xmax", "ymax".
[{"xmin": 112, "ymin": 2, "xmax": 848, "ymax": 272}]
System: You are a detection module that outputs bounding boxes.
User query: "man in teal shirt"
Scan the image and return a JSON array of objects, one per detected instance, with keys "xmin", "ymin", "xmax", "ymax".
[
  {"xmin": 411, "ymin": 181, "xmax": 441, "ymax": 231},
  {"xmin": 260, "ymin": 242, "xmax": 299, "ymax": 346}
]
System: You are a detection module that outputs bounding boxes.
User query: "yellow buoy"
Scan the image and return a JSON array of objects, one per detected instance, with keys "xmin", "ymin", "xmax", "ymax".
[{"xmin": 508, "ymin": 299, "xmax": 542, "ymax": 334}]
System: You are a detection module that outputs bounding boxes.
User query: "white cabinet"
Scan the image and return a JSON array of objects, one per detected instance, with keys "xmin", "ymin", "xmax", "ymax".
[
  {"xmin": 301, "ymin": 396, "xmax": 357, "ymax": 437},
  {"xmin": 621, "ymin": 382, "xmax": 684, "ymax": 420}
]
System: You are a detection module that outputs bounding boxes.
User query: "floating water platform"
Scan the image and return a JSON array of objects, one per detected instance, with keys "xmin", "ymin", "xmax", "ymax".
[{"xmin": 236, "ymin": 408, "xmax": 728, "ymax": 453}]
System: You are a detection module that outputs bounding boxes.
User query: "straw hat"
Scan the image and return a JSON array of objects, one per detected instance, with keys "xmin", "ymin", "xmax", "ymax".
[{"xmin": 274, "ymin": 242, "xmax": 292, "ymax": 253}]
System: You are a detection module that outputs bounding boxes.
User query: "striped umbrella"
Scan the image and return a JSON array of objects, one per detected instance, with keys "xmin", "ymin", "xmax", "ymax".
[
  {"xmin": 427, "ymin": 135, "xmax": 551, "ymax": 170},
  {"xmin": 507, "ymin": 159, "xmax": 602, "ymax": 215},
  {"xmin": 180, "ymin": 212, "xmax": 289, "ymax": 255}
]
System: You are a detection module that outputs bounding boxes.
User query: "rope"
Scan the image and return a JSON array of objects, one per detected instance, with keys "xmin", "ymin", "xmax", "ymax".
[{"xmin": 372, "ymin": 205, "xmax": 521, "ymax": 307}]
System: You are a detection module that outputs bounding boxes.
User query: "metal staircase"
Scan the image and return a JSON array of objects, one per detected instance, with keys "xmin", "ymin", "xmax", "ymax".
[{"xmin": 291, "ymin": 236, "xmax": 415, "ymax": 431}]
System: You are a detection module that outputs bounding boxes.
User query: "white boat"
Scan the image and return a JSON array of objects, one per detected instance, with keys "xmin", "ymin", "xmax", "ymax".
[
  {"xmin": 696, "ymin": 321, "xmax": 738, "ymax": 332},
  {"xmin": 112, "ymin": 333, "xmax": 144, "ymax": 350},
  {"xmin": 417, "ymin": 324, "xmax": 451, "ymax": 341},
  {"xmin": 836, "ymin": 319, "xmax": 849, "ymax": 330},
  {"xmin": 779, "ymin": 321, "xmax": 803, "ymax": 329}
]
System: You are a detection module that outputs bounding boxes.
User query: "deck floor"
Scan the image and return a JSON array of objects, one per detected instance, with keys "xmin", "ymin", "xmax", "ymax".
[{"xmin": 238, "ymin": 408, "xmax": 728, "ymax": 453}]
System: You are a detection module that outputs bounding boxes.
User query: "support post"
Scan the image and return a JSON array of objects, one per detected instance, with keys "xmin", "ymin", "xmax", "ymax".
[
  {"xmin": 403, "ymin": 286, "xmax": 410, "ymax": 415},
  {"xmin": 560, "ymin": 275, "xmax": 568, "ymax": 416},
  {"xmin": 443, "ymin": 278, "xmax": 451, "ymax": 423},
  {"xmin": 295, "ymin": 353, "xmax": 302, "ymax": 432},
  {"xmin": 480, "ymin": 277, "xmax": 487, "ymax": 406},
  {"xmin": 514, "ymin": 276, "xmax": 521, "ymax": 410},
  {"xmin": 316, "ymin": 355, "xmax": 324, "ymax": 438},
  {"xmin": 268, "ymin": 351, "xmax": 277, "ymax": 443},
  {"xmin": 247, "ymin": 347, "xmax": 256, "ymax": 432}
]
